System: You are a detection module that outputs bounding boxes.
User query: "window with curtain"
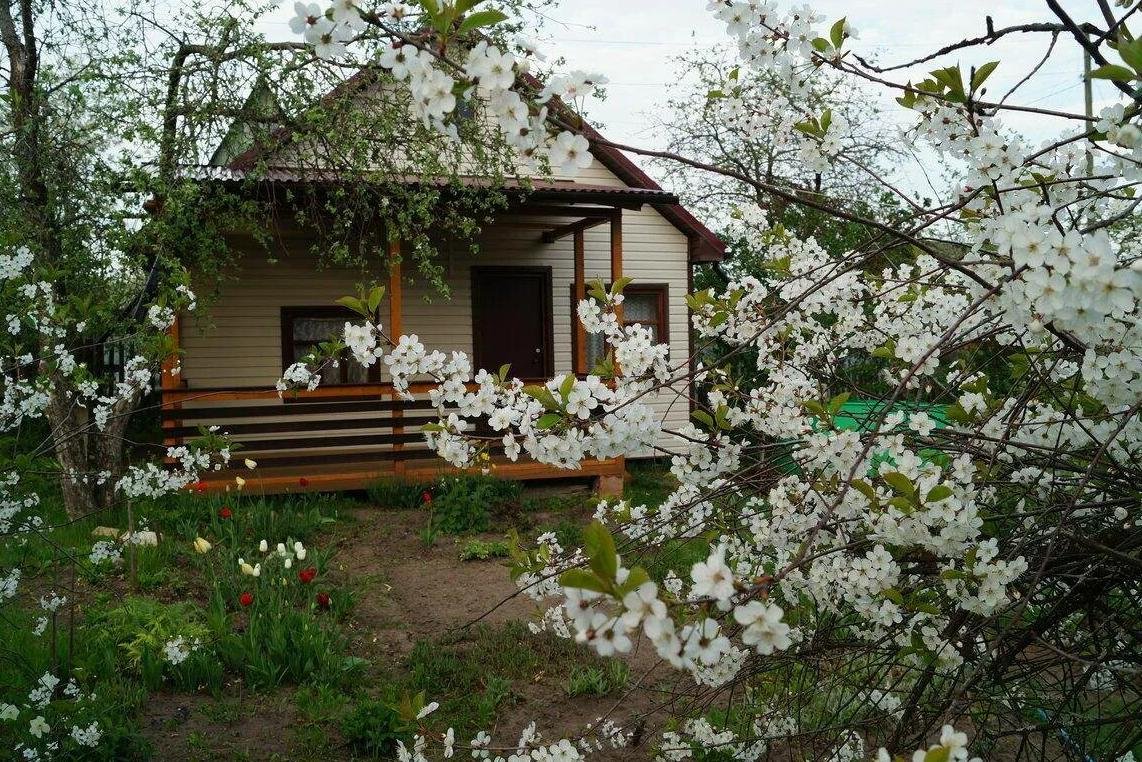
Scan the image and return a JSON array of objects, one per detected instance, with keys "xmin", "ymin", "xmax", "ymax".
[
  {"xmin": 280, "ymin": 307, "xmax": 379, "ymax": 385},
  {"xmin": 572, "ymin": 284, "xmax": 669, "ymax": 374}
]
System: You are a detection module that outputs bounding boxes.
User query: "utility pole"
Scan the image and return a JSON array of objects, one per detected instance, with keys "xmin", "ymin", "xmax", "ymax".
[{"xmin": 1084, "ymin": 44, "xmax": 1094, "ymax": 177}]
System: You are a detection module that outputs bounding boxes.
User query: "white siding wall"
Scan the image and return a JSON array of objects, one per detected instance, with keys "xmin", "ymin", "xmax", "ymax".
[{"xmin": 181, "ymin": 156, "xmax": 692, "ymax": 454}]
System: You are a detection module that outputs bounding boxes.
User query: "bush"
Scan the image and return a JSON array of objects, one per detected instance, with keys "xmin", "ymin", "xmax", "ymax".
[
  {"xmin": 341, "ymin": 698, "xmax": 409, "ymax": 757},
  {"xmin": 430, "ymin": 475, "xmax": 521, "ymax": 535}
]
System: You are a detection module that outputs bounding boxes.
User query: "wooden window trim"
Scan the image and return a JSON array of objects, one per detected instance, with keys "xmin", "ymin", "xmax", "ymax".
[
  {"xmin": 571, "ymin": 283, "xmax": 669, "ymax": 375},
  {"xmin": 280, "ymin": 306, "xmax": 381, "ymax": 385}
]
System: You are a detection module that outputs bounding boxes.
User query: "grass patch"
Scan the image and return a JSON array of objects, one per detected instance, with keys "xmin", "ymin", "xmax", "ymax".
[
  {"xmin": 367, "ymin": 478, "xmax": 430, "ymax": 511},
  {"xmin": 400, "ymin": 620, "xmax": 621, "ymax": 740},
  {"xmin": 564, "ymin": 661, "xmax": 630, "ymax": 697},
  {"xmin": 458, "ymin": 538, "xmax": 510, "ymax": 561}
]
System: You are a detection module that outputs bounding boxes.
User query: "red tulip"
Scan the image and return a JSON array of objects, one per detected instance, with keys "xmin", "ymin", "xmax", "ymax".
[
  {"xmin": 193, "ymin": 481, "xmax": 207, "ymax": 494},
  {"xmin": 421, "ymin": 490, "xmax": 432, "ymax": 504},
  {"xmin": 218, "ymin": 506, "xmax": 232, "ymax": 520},
  {"xmin": 315, "ymin": 591, "xmax": 331, "ymax": 610},
  {"xmin": 298, "ymin": 566, "xmax": 317, "ymax": 584},
  {"xmin": 298, "ymin": 477, "xmax": 310, "ymax": 488},
  {"xmin": 239, "ymin": 591, "xmax": 254, "ymax": 607}
]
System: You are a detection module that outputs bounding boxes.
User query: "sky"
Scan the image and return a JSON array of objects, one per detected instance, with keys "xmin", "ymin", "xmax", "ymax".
[{"xmin": 254, "ymin": 1, "xmax": 1126, "ymax": 199}]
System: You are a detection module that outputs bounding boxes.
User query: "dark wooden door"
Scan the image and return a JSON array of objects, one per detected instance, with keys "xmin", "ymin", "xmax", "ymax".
[{"xmin": 471, "ymin": 267, "xmax": 553, "ymax": 379}]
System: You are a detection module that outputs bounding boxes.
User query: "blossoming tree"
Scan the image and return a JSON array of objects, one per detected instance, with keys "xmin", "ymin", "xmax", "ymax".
[{"xmin": 275, "ymin": 1, "xmax": 1141, "ymax": 760}]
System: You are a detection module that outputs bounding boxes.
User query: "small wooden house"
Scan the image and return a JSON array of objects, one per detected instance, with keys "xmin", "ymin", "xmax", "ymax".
[{"xmin": 162, "ymin": 76, "xmax": 723, "ymax": 495}]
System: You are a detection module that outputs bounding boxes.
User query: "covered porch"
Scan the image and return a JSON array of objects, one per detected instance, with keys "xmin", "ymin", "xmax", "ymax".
[{"xmin": 161, "ymin": 182, "xmax": 677, "ymax": 495}]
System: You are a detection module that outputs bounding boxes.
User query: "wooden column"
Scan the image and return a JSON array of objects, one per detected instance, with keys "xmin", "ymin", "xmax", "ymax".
[
  {"xmin": 388, "ymin": 238, "xmax": 405, "ymax": 475},
  {"xmin": 161, "ymin": 316, "xmax": 182, "ymax": 448},
  {"xmin": 573, "ymin": 228, "xmax": 586, "ymax": 376},
  {"xmin": 607, "ymin": 208, "xmax": 626, "ymax": 488}
]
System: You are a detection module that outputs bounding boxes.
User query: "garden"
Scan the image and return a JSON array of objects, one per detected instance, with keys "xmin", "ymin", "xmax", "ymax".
[
  {"xmin": 2, "ymin": 0, "xmax": 1141, "ymax": 759},
  {"xmin": 1, "ymin": 464, "xmax": 682, "ymax": 760}
]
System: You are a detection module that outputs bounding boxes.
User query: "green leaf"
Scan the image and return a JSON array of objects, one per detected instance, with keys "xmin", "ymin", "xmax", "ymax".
[
  {"xmin": 924, "ymin": 748, "xmax": 951, "ymax": 762},
  {"xmin": 820, "ymin": 108, "xmax": 833, "ymax": 133},
  {"xmin": 1089, "ymin": 64, "xmax": 1136, "ymax": 82},
  {"xmin": 559, "ymin": 568, "xmax": 610, "ymax": 594},
  {"xmin": 827, "ymin": 391, "xmax": 850, "ymax": 415},
  {"xmin": 335, "ymin": 296, "xmax": 368, "ymax": 317},
  {"xmin": 610, "ymin": 276, "xmax": 634, "ymax": 296},
  {"xmin": 691, "ymin": 410, "xmax": 715, "ymax": 429},
  {"xmin": 582, "ymin": 521, "xmax": 618, "ymax": 583},
  {"xmin": 811, "ymin": 37, "xmax": 831, "ymax": 53},
  {"xmin": 883, "ymin": 587, "xmax": 904, "ymax": 605},
  {"xmin": 458, "ymin": 8, "xmax": 508, "ymax": 33},
  {"xmin": 498, "ymin": 363, "xmax": 511, "ymax": 381},
  {"xmin": 851, "ymin": 479, "xmax": 879, "ymax": 506},
  {"xmin": 971, "ymin": 61, "xmax": 999, "ymax": 91},
  {"xmin": 706, "ymin": 89, "xmax": 725, "ymax": 100},
  {"xmin": 455, "ymin": 0, "xmax": 485, "ymax": 12},
  {"xmin": 523, "ymin": 384, "xmax": 560, "ymax": 411},
  {"xmin": 803, "ymin": 400, "xmax": 828, "ymax": 420},
  {"xmin": 618, "ymin": 566, "xmax": 651, "ymax": 595},
  {"xmin": 536, "ymin": 412, "xmax": 563, "ymax": 430},
  {"xmin": 882, "ymin": 472, "xmax": 915, "ymax": 498},
  {"xmin": 1117, "ymin": 38, "xmax": 1142, "ymax": 72},
  {"xmin": 559, "ymin": 374, "xmax": 575, "ymax": 400},
  {"xmin": 366, "ymin": 285, "xmax": 385, "ymax": 314},
  {"xmin": 418, "ymin": 0, "xmax": 440, "ymax": 15},
  {"xmin": 926, "ymin": 485, "xmax": 954, "ymax": 503},
  {"xmin": 829, "ymin": 17, "xmax": 847, "ymax": 50}
]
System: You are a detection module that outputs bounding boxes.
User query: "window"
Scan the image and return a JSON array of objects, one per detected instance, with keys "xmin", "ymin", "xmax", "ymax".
[
  {"xmin": 280, "ymin": 307, "xmax": 379, "ymax": 385},
  {"xmin": 571, "ymin": 283, "xmax": 669, "ymax": 374}
]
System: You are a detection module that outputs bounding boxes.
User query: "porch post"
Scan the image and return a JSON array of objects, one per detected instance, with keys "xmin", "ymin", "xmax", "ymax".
[
  {"xmin": 161, "ymin": 316, "xmax": 182, "ymax": 448},
  {"xmin": 388, "ymin": 237, "xmax": 405, "ymax": 474},
  {"xmin": 573, "ymin": 228, "xmax": 586, "ymax": 375},
  {"xmin": 603, "ymin": 208, "xmax": 626, "ymax": 495}
]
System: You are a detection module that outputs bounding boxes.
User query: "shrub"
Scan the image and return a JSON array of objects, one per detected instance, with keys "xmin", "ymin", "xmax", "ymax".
[
  {"xmin": 430, "ymin": 475, "xmax": 521, "ymax": 535},
  {"xmin": 458, "ymin": 538, "xmax": 510, "ymax": 561},
  {"xmin": 341, "ymin": 698, "xmax": 409, "ymax": 757}
]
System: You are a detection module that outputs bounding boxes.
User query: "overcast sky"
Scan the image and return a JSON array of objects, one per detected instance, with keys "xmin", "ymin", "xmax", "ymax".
[{"xmin": 257, "ymin": 1, "xmax": 1124, "ymax": 198}]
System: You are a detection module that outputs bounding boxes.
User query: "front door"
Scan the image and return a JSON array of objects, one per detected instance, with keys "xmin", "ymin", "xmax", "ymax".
[{"xmin": 471, "ymin": 267, "xmax": 553, "ymax": 379}]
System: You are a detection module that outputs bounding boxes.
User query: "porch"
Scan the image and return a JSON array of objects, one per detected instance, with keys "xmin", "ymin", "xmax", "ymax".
[{"xmin": 160, "ymin": 183, "xmax": 681, "ymax": 495}]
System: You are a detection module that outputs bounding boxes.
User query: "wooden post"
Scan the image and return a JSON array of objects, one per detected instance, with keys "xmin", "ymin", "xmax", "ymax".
[
  {"xmin": 608, "ymin": 209, "xmax": 626, "ymax": 483},
  {"xmin": 388, "ymin": 238, "xmax": 405, "ymax": 475},
  {"xmin": 161, "ymin": 316, "xmax": 182, "ymax": 448},
  {"xmin": 609, "ymin": 208, "xmax": 624, "ymax": 365},
  {"xmin": 573, "ymin": 228, "xmax": 586, "ymax": 376}
]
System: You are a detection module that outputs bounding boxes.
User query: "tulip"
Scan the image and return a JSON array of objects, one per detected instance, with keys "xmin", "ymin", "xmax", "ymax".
[
  {"xmin": 258, "ymin": 539, "xmax": 268, "ymax": 552},
  {"xmin": 284, "ymin": 557, "xmax": 293, "ymax": 569},
  {"xmin": 192, "ymin": 481, "xmax": 207, "ymax": 494},
  {"xmin": 239, "ymin": 592, "xmax": 253, "ymax": 607},
  {"xmin": 298, "ymin": 477, "xmax": 310, "ymax": 488},
  {"xmin": 244, "ymin": 458, "xmax": 258, "ymax": 469},
  {"xmin": 192, "ymin": 537, "xmax": 212, "ymax": 554},
  {"xmin": 315, "ymin": 591, "xmax": 331, "ymax": 610},
  {"xmin": 298, "ymin": 566, "xmax": 317, "ymax": 584},
  {"xmin": 294, "ymin": 541, "xmax": 306, "ymax": 560},
  {"xmin": 235, "ymin": 476, "xmax": 246, "ymax": 489},
  {"xmin": 218, "ymin": 506, "xmax": 232, "ymax": 519}
]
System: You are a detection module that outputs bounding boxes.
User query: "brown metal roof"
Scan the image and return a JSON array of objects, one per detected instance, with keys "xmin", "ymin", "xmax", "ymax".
[
  {"xmin": 210, "ymin": 66, "xmax": 724, "ymax": 262},
  {"xmin": 178, "ymin": 166, "xmax": 678, "ymax": 205}
]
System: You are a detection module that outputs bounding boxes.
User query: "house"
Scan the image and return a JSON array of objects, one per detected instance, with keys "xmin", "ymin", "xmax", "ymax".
[{"xmin": 162, "ymin": 72, "xmax": 724, "ymax": 496}]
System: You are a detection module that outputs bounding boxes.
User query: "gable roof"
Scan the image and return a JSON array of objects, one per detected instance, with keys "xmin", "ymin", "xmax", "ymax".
[{"xmin": 220, "ymin": 67, "xmax": 724, "ymax": 263}]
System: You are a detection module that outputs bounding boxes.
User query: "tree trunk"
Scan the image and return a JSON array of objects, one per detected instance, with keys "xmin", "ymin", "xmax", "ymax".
[
  {"xmin": 95, "ymin": 398, "xmax": 134, "ymax": 511},
  {"xmin": 46, "ymin": 391, "xmax": 98, "ymax": 520}
]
